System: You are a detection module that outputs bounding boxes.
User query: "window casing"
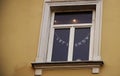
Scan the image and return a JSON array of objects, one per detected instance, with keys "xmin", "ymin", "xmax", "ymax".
[
  {"xmin": 33, "ymin": 0, "xmax": 103, "ymax": 75},
  {"xmin": 36, "ymin": 1, "xmax": 103, "ymax": 62}
]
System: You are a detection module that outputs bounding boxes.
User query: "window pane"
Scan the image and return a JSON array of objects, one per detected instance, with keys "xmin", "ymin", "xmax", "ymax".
[
  {"xmin": 54, "ymin": 11, "xmax": 92, "ymax": 25},
  {"xmin": 73, "ymin": 28, "xmax": 90, "ymax": 61},
  {"xmin": 52, "ymin": 29, "xmax": 70, "ymax": 61}
]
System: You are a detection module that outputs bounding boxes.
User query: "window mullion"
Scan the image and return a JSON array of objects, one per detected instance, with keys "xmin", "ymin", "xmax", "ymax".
[{"xmin": 68, "ymin": 27, "xmax": 75, "ymax": 61}]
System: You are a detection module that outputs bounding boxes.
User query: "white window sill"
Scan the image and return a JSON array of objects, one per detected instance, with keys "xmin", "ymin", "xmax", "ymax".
[{"xmin": 32, "ymin": 61, "xmax": 103, "ymax": 75}]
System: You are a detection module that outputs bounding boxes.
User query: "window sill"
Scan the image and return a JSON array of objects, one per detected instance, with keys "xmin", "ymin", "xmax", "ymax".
[
  {"xmin": 32, "ymin": 61, "xmax": 103, "ymax": 75},
  {"xmin": 32, "ymin": 61, "xmax": 103, "ymax": 69}
]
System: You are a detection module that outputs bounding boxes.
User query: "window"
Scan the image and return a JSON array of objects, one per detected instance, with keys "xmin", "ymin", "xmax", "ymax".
[
  {"xmin": 37, "ymin": 0, "xmax": 103, "ymax": 62},
  {"xmin": 47, "ymin": 11, "xmax": 95, "ymax": 62},
  {"xmin": 32, "ymin": 0, "xmax": 103, "ymax": 75}
]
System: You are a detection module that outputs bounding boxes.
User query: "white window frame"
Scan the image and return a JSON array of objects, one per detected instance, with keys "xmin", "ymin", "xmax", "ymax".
[
  {"xmin": 34, "ymin": 0, "xmax": 103, "ymax": 75},
  {"xmin": 36, "ymin": 0, "xmax": 103, "ymax": 62},
  {"xmin": 47, "ymin": 11, "xmax": 95, "ymax": 62}
]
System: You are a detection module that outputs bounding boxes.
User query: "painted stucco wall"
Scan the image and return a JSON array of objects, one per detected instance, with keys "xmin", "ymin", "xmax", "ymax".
[
  {"xmin": 1, "ymin": 0, "xmax": 120, "ymax": 76},
  {"xmin": 42, "ymin": 0, "xmax": 120, "ymax": 76},
  {"xmin": 0, "ymin": 0, "xmax": 43, "ymax": 76}
]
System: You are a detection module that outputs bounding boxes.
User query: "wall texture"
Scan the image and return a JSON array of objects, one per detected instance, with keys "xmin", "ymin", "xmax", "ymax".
[
  {"xmin": 101, "ymin": 0, "xmax": 120, "ymax": 75},
  {"xmin": 42, "ymin": 0, "xmax": 120, "ymax": 76},
  {"xmin": 0, "ymin": 0, "xmax": 43, "ymax": 76},
  {"xmin": 1, "ymin": 0, "xmax": 120, "ymax": 76}
]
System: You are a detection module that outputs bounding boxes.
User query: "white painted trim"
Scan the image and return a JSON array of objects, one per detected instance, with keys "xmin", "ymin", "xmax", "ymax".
[
  {"xmin": 68, "ymin": 27, "xmax": 75, "ymax": 61},
  {"xmin": 44, "ymin": 0, "xmax": 51, "ymax": 2},
  {"xmin": 89, "ymin": 10, "xmax": 95, "ymax": 60},
  {"xmin": 35, "ymin": 0, "xmax": 103, "ymax": 75},
  {"xmin": 36, "ymin": 3, "xmax": 51, "ymax": 62},
  {"xmin": 47, "ymin": 12, "xmax": 55, "ymax": 62},
  {"xmin": 32, "ymin": 61, "xmax": 103, "ymax": 74},
  {"xmin": 35, "ymin": 69, "xmax": 42, "ymax": 76},
  {"xmin": 37, "ymin": 0, "xmax": 103, "ymax": 62},
  {"xmin": 47, "ymin": 1, "xmax": 98, "ymax": 7},
  {"xmin": 92, "ymin": 67, "xmax": 100, "ymax": 74},
  {"xmin": 53, "ymin": 24, "xmax": 92, "ymax": 28},
  {"xmin": 47, "ymin": 28, "xmax": 55, "ymax": 62},
  {"xmin": 93, "ymin": 0, "xmax": 103, "ymax": 61}
]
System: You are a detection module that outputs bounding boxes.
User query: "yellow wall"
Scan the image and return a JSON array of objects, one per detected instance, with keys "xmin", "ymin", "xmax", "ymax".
[
  {"xmin": 0, "ymin": 0, "xmax": 43, "ymax": 76},
  {"xmin": 101, "ymin": 0, "xmax": 120, "ymax": 75},
  {"xmin": 42, "ymin": 0, "xmax": 120, "ymax": 76},
  {"xmin": 1, "ymin": 0, "xmax": 120, "ymax": 76}
]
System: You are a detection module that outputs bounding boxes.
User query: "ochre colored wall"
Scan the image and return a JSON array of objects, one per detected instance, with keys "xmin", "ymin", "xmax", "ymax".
[
  {"xmin": 1, "ymin": 0, "xmax": 120, "ymax": 76},
  {"xmin": 42, "ymin": 0, "xmax": 120, "ymax": 76},
  {"xmin": 0, "ymin": 0, "xmax": 43, "ymax": 76},
  {"xmin": 101, "ymin": 0, "xmax": 120, "ymax": 75}
]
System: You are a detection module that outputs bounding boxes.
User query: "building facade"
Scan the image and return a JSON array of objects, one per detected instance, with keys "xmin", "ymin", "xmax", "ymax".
[{"xmin": 1, "ymin": 0, "xmax": 120, "ymax": 76}]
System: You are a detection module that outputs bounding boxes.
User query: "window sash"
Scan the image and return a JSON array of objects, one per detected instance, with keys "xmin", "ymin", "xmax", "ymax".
[
  {"xmin": 52, "ymin": 29, "xmax": 70, "ymax": 61},
  {"xmin": 47, "ymin": 10, "xmax": 95, "ymax": 62},
  {"xmin": 73, "ymin": 28, "xmax": 90, "ymax": 61}
]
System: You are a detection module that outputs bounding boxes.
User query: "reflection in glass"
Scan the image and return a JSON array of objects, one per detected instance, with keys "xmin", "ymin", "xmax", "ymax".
[
  {"xmin": 54, "ymin": 11, "xmax": 92, "ymax": 25},
  {"xmin": 52, "ymin": 29, "xmax": 70, "ymax": 61},
  {"xmin": 73, "ymin": 28, "xmax": 90, "ymax": 61}
]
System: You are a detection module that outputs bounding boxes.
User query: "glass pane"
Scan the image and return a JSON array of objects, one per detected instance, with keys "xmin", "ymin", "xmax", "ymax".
[
  {"xmin": 73, "ymin": 28, "xmax": 90, "ymax": 61},
  {"xmin": 54, "ymin": 11, "xmax": 92, "ymax": 25},
  {"xmin": 52, "ymin": 29, "xmax": 70, "ymax": 61}
]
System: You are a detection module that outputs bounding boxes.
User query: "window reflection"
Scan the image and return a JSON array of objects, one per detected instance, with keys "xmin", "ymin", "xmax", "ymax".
[
  {"xmin": 52, "ymin": 29, "xmax": 70, "ymax": 61},
  {"xmin": 73, "ymin": 28, "xmax": 90, "ymax": 61},
  {"xmin": 54, "ymin": 11, "xmax": 92, "ymax": 25}
]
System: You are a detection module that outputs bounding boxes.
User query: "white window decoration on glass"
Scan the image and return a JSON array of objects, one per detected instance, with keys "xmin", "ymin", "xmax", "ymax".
[{"xmin": 55, "ymin": 32, "xmax": 90, "ymax": 47}]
